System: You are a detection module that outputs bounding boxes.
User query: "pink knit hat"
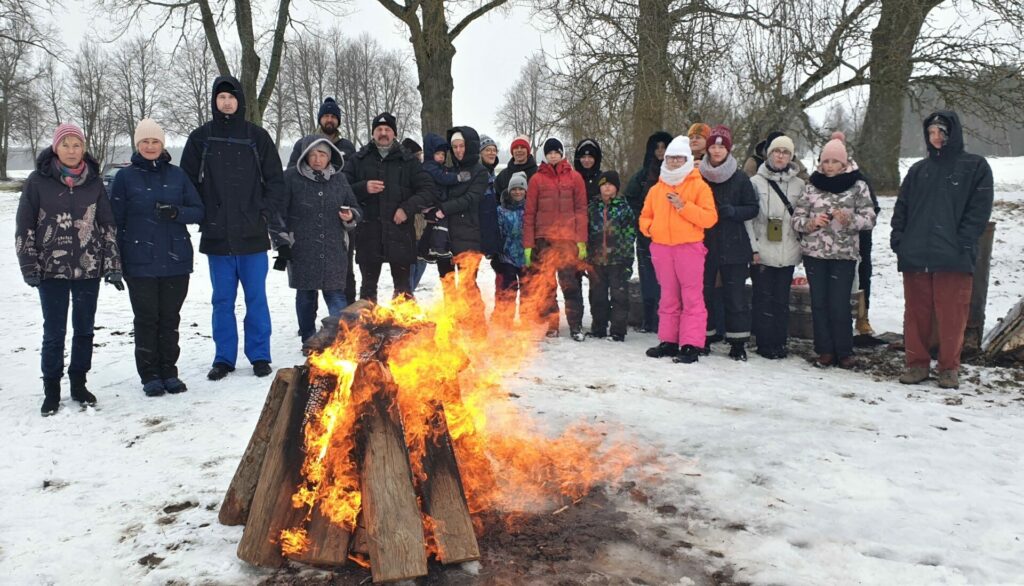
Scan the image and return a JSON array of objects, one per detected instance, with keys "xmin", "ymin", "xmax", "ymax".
[
  {"xmin": 52, "ymin": 123, "xmax": 86, "ymax": 150},
  {"xmin": 820, "ymin": 131, "xmax": 848, "ymax": 165}
]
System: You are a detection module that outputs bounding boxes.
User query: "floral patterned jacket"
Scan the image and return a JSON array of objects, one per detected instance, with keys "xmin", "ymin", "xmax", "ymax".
[
  {"xmin": 15, "ymin": 148, "xmax": 120, "ymax": 281},
  {"xmin": 791, "ymin": 167, "xmax": 876, "ymax": 261}
]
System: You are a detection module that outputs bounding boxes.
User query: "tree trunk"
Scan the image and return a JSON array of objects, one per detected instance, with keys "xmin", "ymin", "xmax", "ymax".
[
  {"xmin": 629, "ymin": 0, "xmax": 673, "ymax": 172},
  {"xmin": 857, "ymin": 0, "xmax": 939, "ymax": 193},
  {"xmin": 412, "ymin": 0, "xmax": 456, "ymax": 135}
]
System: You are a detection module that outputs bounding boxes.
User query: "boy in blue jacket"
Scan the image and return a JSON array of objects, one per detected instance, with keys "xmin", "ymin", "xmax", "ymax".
[
  {"xmin": 492, "ymin": 171, "xmax": 528, "ymax": 328},
  {"xmin": 587, "ymin": 171, "xmax": 636, "ymax": 341}
]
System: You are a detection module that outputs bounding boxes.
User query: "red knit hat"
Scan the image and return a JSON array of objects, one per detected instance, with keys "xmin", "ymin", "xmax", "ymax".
[
  {"xmin": 510, "ymin": 135, "xmax": 531, "ymax": 155},
  {"xmin": 52, "ymin": 123, "xmax": 86, "ymax": 150},
  {"xmin": 707, "ymin": 125, "xmax": 733, "ymax": 152}
]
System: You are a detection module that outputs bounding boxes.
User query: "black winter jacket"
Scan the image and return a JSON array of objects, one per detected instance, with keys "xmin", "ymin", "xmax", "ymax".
[
  {"xmin": 180, "ymin": 75, "xmax": 285, "ymax": 257},
  {"xmin": 343, "ymin": 139, "xmax": 436, "ymax": 265},
  {"xmin": 440, "ymin": 126, "xmax": 488, "ymax": 256},
  {"xmin": 573, "ymin": 138, "xmax": 603, "ymax": 202},
  {"xmin": 495, "ymin": 154, "xmax": 539, "ymax": 196},
  {"xmin": 701, "ymin": 162, "xmax": 759, "ymax": 265},
  {"xmin": 891, "ymin": 110, "xmax": 994, "ymax": 273},
  {"xmin": 15, "ymin": 149, "xmax": 121, "ymax": 281}
]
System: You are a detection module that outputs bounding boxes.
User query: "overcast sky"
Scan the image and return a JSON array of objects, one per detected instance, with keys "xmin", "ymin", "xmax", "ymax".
[{"xmin": 54, "ymin": 0, "xmax": 558, "ymax": 150}]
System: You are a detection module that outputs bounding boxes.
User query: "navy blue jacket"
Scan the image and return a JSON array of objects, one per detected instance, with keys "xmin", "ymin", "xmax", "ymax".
[{"xmin": 111, "ymin": 151, "xmax": 205, "ymax": 278}]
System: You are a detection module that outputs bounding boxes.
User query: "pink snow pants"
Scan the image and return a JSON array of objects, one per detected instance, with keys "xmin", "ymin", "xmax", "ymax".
[{"xmin": 650, "ymin": 241, "xmax": 707, "ymax": 348}]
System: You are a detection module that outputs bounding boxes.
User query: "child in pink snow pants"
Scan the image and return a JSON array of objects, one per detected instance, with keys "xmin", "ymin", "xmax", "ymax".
[{"xmin": 638, "ymin": 135, "xmax": 718, "ymax": 363}]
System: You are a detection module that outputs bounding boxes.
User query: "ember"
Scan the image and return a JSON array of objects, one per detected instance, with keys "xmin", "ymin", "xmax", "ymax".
[{"xmin": 220, "ymin": 254, "xmax": 637, "ymax": 582}]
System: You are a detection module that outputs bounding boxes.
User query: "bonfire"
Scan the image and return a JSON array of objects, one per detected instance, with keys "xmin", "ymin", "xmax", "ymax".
[{"xmin": 218, "ymin": 254, "xmax": 635, "ymax": 582}]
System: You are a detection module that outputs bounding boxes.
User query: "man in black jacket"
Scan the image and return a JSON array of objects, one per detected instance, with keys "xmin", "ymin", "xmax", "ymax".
[
  {"xmin": 180, "ymin": 75, "xmax": 285, "ymax": 381},
  {"xmin": 495, "ymin": 135, "xmax": 539, "ymax": 195},
  {"xmin": 892, "ymin": 110, "xmax": 993, "ymax": 390},
  {"xmin": 344, "ymin": 112, "xmax": 435, "ymax": 301},
  {"xmin": 286, "ymin": 97, "xmax": 359, "ymax": 303}
]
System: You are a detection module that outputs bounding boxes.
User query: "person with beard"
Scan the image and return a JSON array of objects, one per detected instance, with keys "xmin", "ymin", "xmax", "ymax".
[
  {"xmin": 697, "ymin": 125, "xmax": 759, "ymax": 361},
  {"xmin": 640, "ymin": 136, "xmax": 718, "ymax": 364},
  {"xmin": 744, "ymin": 130, "xmax": 810, "ymax": 180},
  {"xmin": 436, "ymin": 126, "xmax": 489, "ymax": 325},
  {"xmin": 792, "ymin": 135, "xmax": 876, "ymax": 369},
  {"xmin": 479, "ymin": 134, "xmax": 502, "ymax": 260},
  {"xmin": 573, "ymin": 138, "xmax": 603, "ymax": 201},
  {"xmin": 624, "ymin": 131, "xmax": 673, "ymax": 332},
  {"xmin": 180, "ymin": 76, "xmax": 285, "ymax": 381},
  {"xmin": 343, "ymin": 112, "xmax": 435, "ymax": 302},
  {"xmin": 495, "ymin": 135, "xmax": 539, "ymax": 195},
  {"xmin": 287, "ymin": 97, "xmax": 359, "ymax": 306},
  {"xmin": 892, "ymin": 111, "xmax": 992, "ymax": 390}
]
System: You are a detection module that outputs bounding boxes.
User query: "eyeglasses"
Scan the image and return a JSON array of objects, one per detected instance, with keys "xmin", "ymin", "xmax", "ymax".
[{"xmin": 665, "ymin": 155, "xmax": 688, "ymax": 162}]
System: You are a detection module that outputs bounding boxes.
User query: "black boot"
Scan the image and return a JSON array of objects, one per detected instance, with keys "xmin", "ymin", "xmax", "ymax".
[
  {"xmin": 729, "ymin": 341, "xmax": 747, "ymax": 362},
  {"xmin": 673, "ymin": 345, "xmax": 701, "ymax": 364},
  {"xmin": 41, "ymin": 378, "xmax": 61, "ymax": 417},
  {"xmin": 646, "ymin": 342, "xmax": 679, "ymax": 358},
  {"xmin": 207, "ymin": 362, "xmax": 234, "ymax": 381},
  {"xmin": 69, "ymin": 372, "xmax": 97, "ymax": 406}
]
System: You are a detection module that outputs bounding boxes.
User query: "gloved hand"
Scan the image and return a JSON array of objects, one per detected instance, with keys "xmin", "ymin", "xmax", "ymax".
[
  {"xmin": 718, "ymin": 203, "xmax": 735, "ymax": 219},
  {"xmin": 273, "ymin": 245, "xmax": 291, "ymax": 271},
  {"xmin": 105, "ymin": 271, "xmax": 125, "ymax": 291},
  {"xmin": 577, "ymin": 242, "xmax": 587, "ymax": 260},
  {"xmin": 524, "ymin": 248, "xmax": 533, "ymax": 267},
  {"xmin": 24, "ymin": 273, "xmax": 41, "ymax": 288},
  {"xmin": 457, "ymin": 170, "xmax": 472, "ymax": 183},
  {"xmin": 156, "ymin": 203, "xmax": 179, "ymax": 220}
]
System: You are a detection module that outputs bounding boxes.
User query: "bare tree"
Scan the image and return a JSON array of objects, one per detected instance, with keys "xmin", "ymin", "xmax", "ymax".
[
  {"xmin": 495, "ymin": 53, "xmax": 559, "ymax": 154},
  {"xmin": 0, "ymin": 3, "xmax": 53, "ymax": 178},
  {"xmin": 164, "ymin": 34, "xmax": 218, "ymax": 137},
  {"xmin": 372, "ymin": 0, "xmax": 509, "ymax": 134},
  {"xmin": 111, "ymin": 36, "xmax": 164, "ymax": 149},
  {"xmin": 11, "ymin": 78, "xmax": 48, "ymax": 160},
  {"xmin": 68, "ymin": 41, "xmax": 120, "ymax": 165}
]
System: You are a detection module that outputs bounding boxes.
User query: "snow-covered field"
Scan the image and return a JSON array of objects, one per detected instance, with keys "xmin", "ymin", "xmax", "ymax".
[{"xmin": 1, "ymin": 159, "xmax": 1023, "ymax": 585}]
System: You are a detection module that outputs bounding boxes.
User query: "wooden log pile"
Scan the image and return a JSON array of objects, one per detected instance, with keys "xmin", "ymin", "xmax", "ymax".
[{"xmin": 219, "ymin": 302, "xmax": 479, "ymax": 583}]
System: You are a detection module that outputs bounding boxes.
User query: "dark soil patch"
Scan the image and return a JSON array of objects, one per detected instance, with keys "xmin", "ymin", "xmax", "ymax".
[
  {"xmin": 163, "ymin": 501, "xmax": 198, "ymax": 514},
  {"xmin": 258, "ymin": 486, "xmax": 740, "ymax": 586}
]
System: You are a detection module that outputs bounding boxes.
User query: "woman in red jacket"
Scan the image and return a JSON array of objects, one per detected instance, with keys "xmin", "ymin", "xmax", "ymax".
[{"xmin": 523, "ymin": 138, "xmax": 589, "ymax": 340}]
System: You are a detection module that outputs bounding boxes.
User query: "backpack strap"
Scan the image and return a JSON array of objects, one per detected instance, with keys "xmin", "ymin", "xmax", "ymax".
[
  {"xmin": 198, "ymin": 130, "xmax": 264, "ymax": 186},
  {"xmin": 766, "ymin": 179, "xmax": 794, "ymax": 216}
]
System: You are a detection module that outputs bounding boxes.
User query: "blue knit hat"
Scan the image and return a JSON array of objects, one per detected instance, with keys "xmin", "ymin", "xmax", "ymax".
[{"xmin": 317, "ymin": 97, "xmax": 341, "ymax": 121}]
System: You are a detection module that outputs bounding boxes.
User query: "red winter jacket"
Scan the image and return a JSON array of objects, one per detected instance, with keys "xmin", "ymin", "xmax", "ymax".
[{"xmin": 523, "ymin": 159, "xmax": 588, "ymax": 248}]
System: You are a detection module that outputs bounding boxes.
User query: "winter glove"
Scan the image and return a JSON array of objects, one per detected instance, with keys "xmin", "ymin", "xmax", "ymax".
[
  {"xmin": 457, "ymin": 170, "xmax": 472, "ymax": 183},
  {"xmin": 577, "ymin": 242, "xmax": 587, "ymax": 261},
  {"xmin": 24, "ymin": 273, "xmax": 41, "ymax": 288},
  {"xmin": 273, "ymin": 245, "xmax": 291, "ymax": 271},
  {"xmin": 718, "ymin": 204, "xmax": 735, "ymax": 219},
  {"xmin": 524, "ymin": 248, "xmax": 533, "ymax": 267},
  {"xmin": 105, "ymin": 271, "xmax": 125, "ymax": 291},
  {"xmin": 156, "ymin": 203, "xmax": 179, "ymax": 220}
]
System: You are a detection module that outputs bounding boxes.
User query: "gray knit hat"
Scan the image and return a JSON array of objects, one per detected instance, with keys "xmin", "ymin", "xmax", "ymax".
[
  {"xmin": 479, "ymin": 134, "xmax": 498, "ymax": 152},
  {"xmin": 508, "ymin": 171, "xmax": 528, "ymax": 191}
]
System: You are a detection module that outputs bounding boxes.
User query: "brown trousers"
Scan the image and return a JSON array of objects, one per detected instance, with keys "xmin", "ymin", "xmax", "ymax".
[{"xmin": 902, "ymin": 271, "xmax": 973, "ymax": 371}]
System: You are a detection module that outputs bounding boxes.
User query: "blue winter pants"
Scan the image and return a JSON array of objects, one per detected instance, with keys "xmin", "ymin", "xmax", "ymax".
[
  {"xmin": 296, "ymin": 289, "xmax": 347, "ymax": 342},
  {"xmin": 208, "ymin": 253, "xmax": 272, "ymax": 367},
  {"xmin": 38, "ymin": 278, "xmax": 100, "ymax": 380}
]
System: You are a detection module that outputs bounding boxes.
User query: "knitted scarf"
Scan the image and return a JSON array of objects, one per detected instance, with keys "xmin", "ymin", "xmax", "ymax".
[
  {"xmin": 699, "ymin": 154, "xmax": 737, "ymax": 184},
  {"xmin": 55, "ymin": 159, "xmax": 88, "ymax": 189},
  {"xmin": 809, "ymin": 167, "xmax": 863, "ymax": 194},
  {"xmin": 660, "ymin": 158, "xmax": 693, "ymax": 186}
]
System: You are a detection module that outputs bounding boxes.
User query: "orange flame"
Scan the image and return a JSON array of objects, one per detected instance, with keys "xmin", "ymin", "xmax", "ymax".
[{"xmin": 279, "ymin": 250, "xmax": 640, "ymax": 560}]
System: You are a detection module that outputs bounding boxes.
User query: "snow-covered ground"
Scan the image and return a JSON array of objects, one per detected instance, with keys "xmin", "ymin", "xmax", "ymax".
[{"xmin": 1, "ymin": 159, "xmax": 1022, "ymax": 585}]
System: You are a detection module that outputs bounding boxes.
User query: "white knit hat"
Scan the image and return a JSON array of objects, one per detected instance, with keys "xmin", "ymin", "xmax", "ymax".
[
  {"xmin": 664, "ymin": 135, "xmax": 692, "ymax": 159},
  {"xmin": 767, "ymin": 135, "xmax": 795, "ymax": 155},
  {"xmin": 134, "ymin": 118, "xmax": 165, "ymax": 147},
  {"xmin": 450, "ymin": 131, "xmax": 465, "ymax": 144}
]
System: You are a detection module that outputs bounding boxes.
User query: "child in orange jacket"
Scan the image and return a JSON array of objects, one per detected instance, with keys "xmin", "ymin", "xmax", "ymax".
[{"xmin": 639, "ymin": 135, "xmax": 718, "ymax": 363}]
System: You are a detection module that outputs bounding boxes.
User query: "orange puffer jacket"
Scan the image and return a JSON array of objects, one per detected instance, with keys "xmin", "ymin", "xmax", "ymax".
[
  {"xmin": 523, "ymin": 159, "xmax": 588, "ymax": 248},
  {"xmin": 639, "ymin": 168, "xmax": 718, "ymax": 245}
]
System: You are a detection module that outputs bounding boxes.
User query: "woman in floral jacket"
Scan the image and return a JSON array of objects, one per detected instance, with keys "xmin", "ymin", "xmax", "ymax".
[{"xmin": 792, "ymin": 136, "xmax": 876, "ymax": 369}]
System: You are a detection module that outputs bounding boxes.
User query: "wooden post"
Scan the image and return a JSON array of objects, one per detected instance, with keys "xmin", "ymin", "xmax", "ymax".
[
  {"xmin": 420, "ymin": 402, "xmax": 479, "ymax": 564},
  {"xmin": 219, "ymin": 368, "xmax": 296, "ymax": 526},
  {"xmin": 237, "ymin": 367, "xmax": 311, "ymax": 567},
  {"xmin": 358, "ymin": 361, "xmax": 428, "ymax": 582},
  {"xmin": 964, "ymin": 221, "xmax": 997, "ymax": 355}
]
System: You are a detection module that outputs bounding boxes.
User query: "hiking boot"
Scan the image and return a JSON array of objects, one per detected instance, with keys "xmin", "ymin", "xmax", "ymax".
[
  {"xmin": 899, "ymin": 366, "xmax": 929, "ymax": 385},
  {"xmin": 41, "ymin": 378, "xmax": 61, "ymax": 417},
  {"xmin": 253, "ymin": 361, "xmax": 273, "ymax": 377},
  {"xmin": 646, "ymin": 342, "xmax": 679, "ymax": 358},
  {"xmin": 673, "ymin": 345, "xmax": 701, "ymax": 364},
  {"xmin": 587, "ymin": 329, "xmax": 607, "ymax": 339},
  {"xmin": 837, "ymin": 356, "xmax": 858, "ymax": 370},
  {"xmin": 855, "ymin": 316, "xmax": 875, "ymax": 336},
  {"xmin": 937, "ymin": 369, "xmax": 960, "ymax": 389},
  {"xmin": 69, "ymin": 372, "xmax": 96, "ymax": 406},
  {"xmin": 728, "ymin": 342, "xmax": 747, "ymax": 362},
  {"xmin": 143, "ymin": 379, "xmax": 166, "ymax": 397},
  {"xmin": 610, "ymin": 334, "xmax": 625, "ymax": 342},
  {"xmin": 207, "ymin": 362, "xmax": 234, "ymax": 381},
  {"xmin": 814, "ymin": 354, "xmax": 835, "ymax": 368},
  {"xmin": 163, "ymin": 377, "xmax": 188, "ymax": 394},
  {"xmin": 570, "ymin": 330, "xmax": 586, "ymax": 342}
]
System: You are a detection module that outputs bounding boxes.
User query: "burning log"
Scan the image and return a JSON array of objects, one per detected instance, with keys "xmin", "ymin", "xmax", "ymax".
[
  {"xmin": 237, "ymin": 366, "xmax": 311, "ymax": 567},
  {"xmin": 219, "ymin": 368, "xmax": 296, "ymax": 526},
  {"xmin": 286, "ymin": 506, "xmax": 353, "ymax": 567}
]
